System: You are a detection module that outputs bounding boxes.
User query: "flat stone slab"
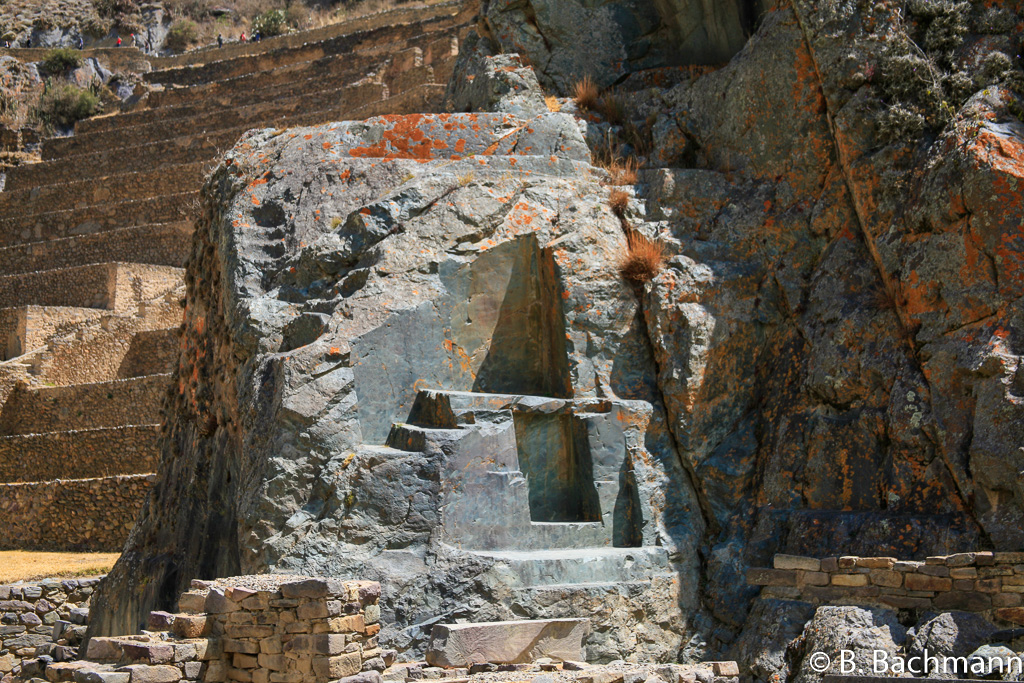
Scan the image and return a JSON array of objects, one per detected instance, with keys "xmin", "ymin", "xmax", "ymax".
[{"xmin": 426, "ymin": 619, "xmax": 590, "ymax": 667}]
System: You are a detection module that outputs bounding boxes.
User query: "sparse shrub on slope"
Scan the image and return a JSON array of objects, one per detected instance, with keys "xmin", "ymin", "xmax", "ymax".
[
  {"xmin": 873, "ymin": 0, "xmax": 1024, "ymax": 146},
  {"xmin": 165, "ymin": 19, "xmax": 199, "ymax": 51},
  {"xmin": 573, "ymin": 76, "xmax": 598, "ymax": 111},
  {"xmin": 608, "ymin": 188, "xmax": 629, "ymax": 216},
  {"xmin": 42, "ymin": 48, "xmax": 84, "ymax": 74},
  {"xmin": 94, "ymin": 0, "xmax": 141, "ymax": 32},
  {"xmin": 251, "ymin": 9, "xmax": 288, "ymax": 37},
  {"xmin": 33, "ymin": 82, "xmax": 100, "ymax": 131}
]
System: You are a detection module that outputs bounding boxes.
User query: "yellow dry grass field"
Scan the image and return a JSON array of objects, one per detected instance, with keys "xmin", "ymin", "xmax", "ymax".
[{"xmin": 0, "ymin": 551, "xmax": 118, "ymax": 583}]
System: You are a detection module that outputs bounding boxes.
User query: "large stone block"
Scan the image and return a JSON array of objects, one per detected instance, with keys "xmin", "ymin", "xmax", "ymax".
[
  {"xmin": 425, "ymin": 619, "xmax": 590, "ymax": 667},
  {"xmin": 279, "ymin": 579, "xmax": 346, "ymax": 600},
  {"xmin": 115, "ymin": 665, "xmax": 182, "ymax": 683}
]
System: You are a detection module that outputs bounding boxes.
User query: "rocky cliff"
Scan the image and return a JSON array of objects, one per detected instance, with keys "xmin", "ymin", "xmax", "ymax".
[{"xmin": 89, "ymin": 0, "xmax": 1024, "ymax": 665}]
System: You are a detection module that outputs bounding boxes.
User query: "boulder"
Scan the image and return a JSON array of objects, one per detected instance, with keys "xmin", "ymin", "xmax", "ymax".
[
  {"xmin": 729, "ymin": 599, "xmax": 815, "ymax": 682},
  {"xmin": 909, "ymin": 612, "xmax": 999, "ymax": 677},
  {"xmin": 425, "ymin": 619, "xmax": 590, "ymax": 667},
  {"xmin": 791, "ymin": 606, "xmax": 905, "ymax": 683},
  {"xmin": 443, "ymin": 33, "xmax": 547, "ymax": 118},
  {"xmin": 968, "ymin": 645, "xmax": 1021, "ymax": 680}
]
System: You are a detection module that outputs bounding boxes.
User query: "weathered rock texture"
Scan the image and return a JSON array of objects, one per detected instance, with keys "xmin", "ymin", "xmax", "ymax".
[
  {"xmin": 89, "ymin": 0, "xmax": 1024, "ymax": 667},
  {"xmin": 425, "ymin": 619, "xmax": 590, "ymax": 667},
  {"xmin": 88, "ymin": 109, "xmax": 701, "ymax": 662},
  {"xmin": 482, "ymin": 0, "xmax": 772, "ymax": 89}
]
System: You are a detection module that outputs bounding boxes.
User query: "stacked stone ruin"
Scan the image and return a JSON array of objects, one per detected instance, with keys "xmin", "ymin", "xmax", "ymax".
[
  {"xmin": 0, "ymin": 577, "xmax": 98, "ymax": 676},
  {"xmin": 749, "ymin": 552, "xmax": 1024, "ymax": 623},
  {"xmin": 0, "ymin": 0, "xmax": 473, "ymax": 551},
  {"xmin": 35, "ymin": 575, "xmax": 383, "ymax": 683}
]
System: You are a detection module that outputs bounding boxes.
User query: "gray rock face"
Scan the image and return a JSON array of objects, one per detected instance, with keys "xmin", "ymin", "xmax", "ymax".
[
  {"xmin": 85, "ymin": 0, "xmax": 1024, "ymax": 665},
  {"xmin": 88, "ymin": 109, "xmax": 702, "ymax": 662},
  {"xmin": 443, "ymin": 34, "xmax": 547, "ymax": 118},
  {"xmin": 483, "ymin": 0, "xmax": 769, "ymax": 90},
  {"xmin": 968, "ymin": 645, "xmax": 1021, "ymax": 680}
]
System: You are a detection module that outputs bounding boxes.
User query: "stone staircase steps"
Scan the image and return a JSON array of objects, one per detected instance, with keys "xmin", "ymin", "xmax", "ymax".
[
  {"xmin": 0, "ymin": 263, "xmax": 184, "ymax": 313},
  {"xmin": 0, "ymin": 424, "xmax": 160, "ymax": 483},
  {"xmin": 0, "ymin": 162, "xmax": 204, "ymax": 218},
  {"xmin": 0, "ymin": 223, "xmax": 192, "ymax": 274},
  {"xmin": 0, "ymin": 305, "xmax": 105, "ymax": 360},
  {"xmin": 468, "ymin": 547, "xmax": 674, "ymax": 588},
  {"xmin": 0, "ymin": 373, "xmax": 170, "ymax": 435},
  {"xmin": 0, "ymin": 192, "xmax": 197, "ymax": 247},
  {"xmin": 385, "ymin": 422, "xmax": 463, "ymax": 452}
]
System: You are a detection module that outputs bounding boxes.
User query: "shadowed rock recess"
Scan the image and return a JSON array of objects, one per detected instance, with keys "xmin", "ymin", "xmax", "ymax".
[{"xmin": 87, "ymin": 0, "xmax": 1024, "ymax": 669}]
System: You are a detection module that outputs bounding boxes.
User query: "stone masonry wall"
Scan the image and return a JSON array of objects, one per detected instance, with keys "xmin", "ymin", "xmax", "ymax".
[
  {"xmin": 749, "ymin": 552, "xmax": 1024, "ymax": 624},
  {"xmin": 0, "ymin": 577, "xmax": 99, "ymax": 677},
  {"xmin": 81, "ymin": 576, "xmax": 382, "ymax": 683},
  {"xmin": 0, "ymin": 374, "xmax": 167, "ymax": 435},
  {"xmin": 0, "ymin": 425, "xmax": 159, "ymax": 483},
  {"xmin": 0, "ymin": 47, "xmax": 151, "ymax": 72},
  {"xmin": 0, "ymin": 474, "xmax": 153, "ymax": 550},
  {"xmin": 0, "ymin": 192, "xmax": 193, "ymax": 246},
  {"xmin": 0, "ymin": 306, "xmax": 104, "ymax": 360},
  {"xmin": 0, "ymin": 162, "xmax": 202, "ymax": 219}
]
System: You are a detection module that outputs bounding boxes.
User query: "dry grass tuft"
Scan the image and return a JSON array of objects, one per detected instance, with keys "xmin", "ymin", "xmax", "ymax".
[
  {"xmin": 608, "ymin": 188, "xmax": 630, "ymax": 216},
  {"xmin": 607, "ymin": 157, "xmax": 638, "ymax": 185},
  {"xmin": 0, "ymin": 551, "xmax": 119, "ymax": 583},
  {"xmin": 573, "ymin": 76, "xmax": 599, "ymax": 111},
  {"xmin": 545, "ymin": 95, "xmax": 562, "ymax": 113},
  {"xmin": 600, "ymin": 91, "xmax": 626, "ymax": 126},
  {"xmin": 619, "ymin": 228, "xmax": 666, "ymax": 283}
]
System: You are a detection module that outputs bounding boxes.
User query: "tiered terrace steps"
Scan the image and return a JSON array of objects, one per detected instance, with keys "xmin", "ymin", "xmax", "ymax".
[{"xmin": 0, "ymin": 0, "xmax": 474, "ymax": 550}]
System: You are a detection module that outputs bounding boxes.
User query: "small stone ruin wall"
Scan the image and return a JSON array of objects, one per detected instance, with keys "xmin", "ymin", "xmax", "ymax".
[
  {"xmin": 0, "ymin": 475, "xmax": 154, "ymax": 551},
  {"xmin": 0, "ymin": 577, "xmax": 98, "ymax": 677},
  {"xmin": 749, "ymin": 552, "xmax": 1024, "ymax": 624},
  {"xmin": 85, "ymin": 576, "xmax": 382, "ymax": 683}
]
